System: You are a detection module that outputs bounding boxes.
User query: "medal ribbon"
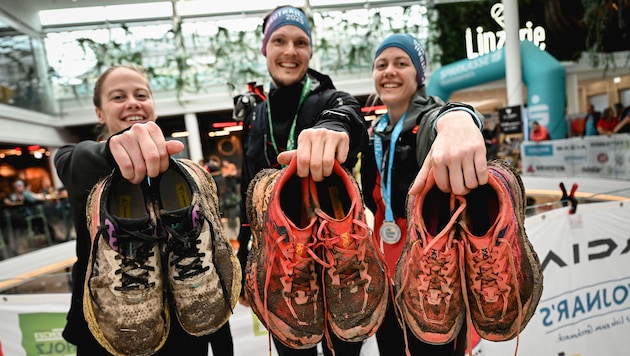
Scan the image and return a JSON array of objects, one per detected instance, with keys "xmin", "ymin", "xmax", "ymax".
[
  {"xmin": 266, "ymin": 76, "xmax": 312, "ymax": 158},
  {"xmin": 374, "ymin": 112, "xmax": 406, "ymax": 222}
]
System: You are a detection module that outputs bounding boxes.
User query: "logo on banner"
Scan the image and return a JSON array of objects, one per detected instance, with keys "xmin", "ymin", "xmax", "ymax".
[{"xmin": 18, "ymin": 313, "xmax": 75, "ymax": 356}]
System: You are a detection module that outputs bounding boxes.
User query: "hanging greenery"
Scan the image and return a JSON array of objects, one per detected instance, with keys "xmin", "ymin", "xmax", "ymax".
[{"xmin": 581, "ymin": 0, "xmax": 630, "ymax": 69}]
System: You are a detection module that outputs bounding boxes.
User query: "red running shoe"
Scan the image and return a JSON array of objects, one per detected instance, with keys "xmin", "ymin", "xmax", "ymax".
[
  {"xmin": 245, "ymin": 159, "xmax": 324, "ymax": 349},
  {"xmin": 313, "ymin": 161, "xmax": 388, "ymax": 342},
  {"xmin": 83, "ymin": 171, "xmax": 168, "ymax": 356},
  {"xmin": 395, "ymin": 170, "xmax": 466, "ymax": 345},
  {"xmin": 460, "ymin": 159, "xmax": 543, "ymax": 341}
]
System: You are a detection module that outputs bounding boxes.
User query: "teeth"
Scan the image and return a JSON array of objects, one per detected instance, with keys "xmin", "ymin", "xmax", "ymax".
[
  {"xmin": 280, "ymin": 63, "xmax": 297, "ymax": 68},
  {"xmin": 383, "ymin": 84, "xmax": 399, "ymax": 88},
  {"xmin": 126, "ymin": 116, "xmax": 144, "ymax": 121}
]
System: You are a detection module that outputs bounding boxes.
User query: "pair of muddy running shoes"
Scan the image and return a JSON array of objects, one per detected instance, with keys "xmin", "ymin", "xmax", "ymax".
[
  {"xmin": 246, "ymin": 158, "xmax": 542, "ymax": 352},
  {"xmin": 83, "ymin": 159, "xmax": 241, "ymax": 356}
]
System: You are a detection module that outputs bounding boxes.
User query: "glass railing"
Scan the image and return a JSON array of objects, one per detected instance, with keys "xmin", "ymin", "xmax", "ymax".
[{"xmin": 1, "ymin": 4, "xmax": 430, "ymax": 118}]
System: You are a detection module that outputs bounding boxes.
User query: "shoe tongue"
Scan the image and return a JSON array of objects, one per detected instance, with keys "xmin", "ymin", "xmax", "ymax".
[
  {"xmin": 116, "ymin": 215, "xmax": 153, "ymax": 233},
  {"xmin": 466, "ymin": 233, "xmax": 490, "ymax": 252},
  {"xmin": 161, "ymin": 206, "xmax": 193, "ymax": 231}
]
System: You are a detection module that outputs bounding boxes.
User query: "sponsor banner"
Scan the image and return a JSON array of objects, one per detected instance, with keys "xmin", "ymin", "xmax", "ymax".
[
  {"xmin": 0, "ymin": 295, "xmax": 381, "ymax": 355},
  {"xmin": 479, "ymin": 200, "xmax": 630, "ymax": 355},
  {"xmin": 522, "ymin": 134, "xmax": 630, "ymax": 179}
]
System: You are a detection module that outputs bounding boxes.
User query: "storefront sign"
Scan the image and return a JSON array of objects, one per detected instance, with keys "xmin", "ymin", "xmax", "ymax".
[{"xmin": 465, "ymin": 3, "xmax": 546, "ymax": 59}]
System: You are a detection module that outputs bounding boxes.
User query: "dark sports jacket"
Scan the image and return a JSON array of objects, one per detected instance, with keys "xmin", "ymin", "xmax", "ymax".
[{"xmin": 236, "ymin": 68, "xmax": 368, "ymax": 287}]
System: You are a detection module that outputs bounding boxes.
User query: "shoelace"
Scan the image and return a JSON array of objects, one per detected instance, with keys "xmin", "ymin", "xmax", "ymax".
[
  {"xmin": 464, "ymin": 235, "xmax": 523, "ymax": 356},
  {"xmin": 316, "ymin": 217, "xmax": 371, "ymax": 293},
  {"xmin": 163, "ymin": 208, "xmax": 209, "ymax": 281},
  {"xmin": 263, "ymin": 232, "xmax": 321, "ymax": 320},
  {"xmin": 397, "ymin": 193, "xmax": 466, "ymax": 356},
  {"xmin": 315, "ymin": 216, "xmax": 371, "ymax": 356},
  {"xmin": 100, "ymin": 223, "xmax": 159, "ymax": 292}
]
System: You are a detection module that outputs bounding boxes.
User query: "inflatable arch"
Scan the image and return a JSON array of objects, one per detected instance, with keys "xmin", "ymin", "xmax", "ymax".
[{"xmin": 427, "ymin": 40, "xmax": 567, "ymax": 139}]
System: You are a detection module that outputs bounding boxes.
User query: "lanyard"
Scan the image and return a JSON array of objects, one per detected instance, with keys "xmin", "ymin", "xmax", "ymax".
[
  {"xmin": 266, "ymin": 76, "xmax": 312, "ymax": 155},
  {"xmin": 374, "ymin": 112, "xmax": 406, "ymax": 222}
]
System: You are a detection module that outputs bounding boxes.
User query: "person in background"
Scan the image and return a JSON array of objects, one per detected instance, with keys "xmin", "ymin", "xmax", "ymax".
[
  {"xmin": 596, "ymin": 107, "xmax": 619, "ymax": 135},
  {"xmin": 360, "ymin": 33, "xmax": 487, "ymax": 356},
  {"xmin": 236, "ymin": 5, "xmax": 368, "ymax": 356},
  {"xmin": 5, "ymin": 179, "xmax": 38, "ymax": 206},
  {"xmin": 4, "ymin": 179, "xmax": 41, "ymax": 231},
  {"xmin": 53, "ymin": 64, "xmax": 234, "ymax": 355},
  {"xmin": 613, "ymin": 106, "xmax": 630, "ymax": 134},
  {"xmin": 529, "ymin": 120, "xmax": 550, "ymax": 141},
  {"xmin": 584, "ymin": 103, "xmax": 600, "ymax": 136}
]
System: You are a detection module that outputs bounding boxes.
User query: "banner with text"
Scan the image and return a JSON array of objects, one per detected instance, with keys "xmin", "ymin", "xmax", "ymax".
[
  {"xmin": 521, "ymin": 133, "xmax": 630, "ymax": 180},
  {"xmin": 479, "ymin": 200, "xmax": 630, "ymax": 355}
]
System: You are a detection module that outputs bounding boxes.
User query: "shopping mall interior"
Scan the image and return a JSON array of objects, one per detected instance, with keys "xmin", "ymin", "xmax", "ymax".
[{"xmin": 0, "ymin": 1, "xmax": 629, "ymax": 355}]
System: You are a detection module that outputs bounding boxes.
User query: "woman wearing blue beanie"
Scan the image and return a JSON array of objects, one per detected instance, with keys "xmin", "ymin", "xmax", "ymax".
[{"xmin": 360, "ymin": 34, "xmax": 487, "ymax": 355}]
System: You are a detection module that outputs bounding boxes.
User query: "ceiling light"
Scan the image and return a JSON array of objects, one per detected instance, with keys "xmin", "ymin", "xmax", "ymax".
[
  {"xmin": 208, "ymin": 130, "xmax": 230, "ymax": 137},
  {"xmin": 171, "ymin": 131, "xmax": 190, "ymax": 138}
]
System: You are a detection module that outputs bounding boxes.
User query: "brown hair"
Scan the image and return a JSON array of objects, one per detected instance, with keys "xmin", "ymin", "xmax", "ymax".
[
  {"xmin": 92, "ymin": 64, "xmax": 151, "ymax": 109},
  {"xmin": 92, "ymin": 64, "xmax": 152, "ymax": 141}
]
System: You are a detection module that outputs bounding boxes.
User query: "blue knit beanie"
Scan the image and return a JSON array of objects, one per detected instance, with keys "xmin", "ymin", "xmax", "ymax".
[
  {"xmin": 261, "ymin": 6, "xmax": 312, "ymax": 57},
  {"xmin": 374, "ymin": 34, "xmax": 427, "ymax": 87}
]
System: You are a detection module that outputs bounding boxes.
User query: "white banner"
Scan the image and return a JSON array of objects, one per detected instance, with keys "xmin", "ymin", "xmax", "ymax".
[
  {"xmin": 478, "ymin": 200, "xmax": 630, "ymax": 355},
  {"xmin": 521, "ymin": 133, "xmax": 630, "ymax": 179}
]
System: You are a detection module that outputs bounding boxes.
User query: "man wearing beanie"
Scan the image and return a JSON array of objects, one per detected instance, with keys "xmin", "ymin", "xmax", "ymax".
[
  {"xmin": 360, "ymin": 33, "xmax": 487, "ymax": 355},
  {"xmin": 236, "ymin": 5, "xmax": 369, "ymax": 356}
]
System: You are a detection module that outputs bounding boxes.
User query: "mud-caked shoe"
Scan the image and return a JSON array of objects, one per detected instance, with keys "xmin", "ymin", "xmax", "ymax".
[
  {"xmin": 395, "ymin": 170, "xmax": 466, "ymax": 345},
  {"xmin": 83, "ymin": 170, "xmax": 168, "ymax": 356},
  {"xmin": 460, "ymin": 159, "xmax": 543, "ymax": 341},
  {"xmin": 312, "ymin": 161, "xmax": 388, "ymax": 342},
  {"xmin": 154, "ymin": 159, "xmax": 241, "ymax": 336},
  {"xmin": 244, "ymin": 158, "xmax": 323, "ymax": 349}
]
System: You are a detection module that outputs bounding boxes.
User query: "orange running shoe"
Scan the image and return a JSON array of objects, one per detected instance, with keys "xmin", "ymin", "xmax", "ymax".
[
  {"xmin": 460, "ymin": 159, "xmax": 543, "ymax": 341},
  {"xmin": 244, "ymin": 159, "xmax": 324, "ymax": 349},
  {"xmin": 395, "ymin": 170, "xmax": 466, "ymax": 345},
  {"xmin": 154, "ymin": 159, "xmax": 241, "ymax": 336},
  {"xmin": 313, "ymin": 161, "xmax": 388, "ymax": 342},
  {"xmin": 83, "ymin": 170, "xmax": 168, "ymax": 356}
]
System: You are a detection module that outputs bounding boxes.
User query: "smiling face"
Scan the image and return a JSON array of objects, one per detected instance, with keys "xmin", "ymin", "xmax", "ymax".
[
  {"xmin": 265, "ymin": 25, "xmax": 311, "ymax": 87},
  {"xmin": 373, "ymin": 47, "xmax": 418, "ymax": 110},
  {"xmin": 94, "ymin": 67, "xmax": 156, "ymax": 136}
]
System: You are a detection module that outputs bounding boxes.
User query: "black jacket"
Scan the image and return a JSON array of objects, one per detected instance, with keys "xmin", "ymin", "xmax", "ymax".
[{"xmin": 236, "ymin": 68, "xmax": 368, "ymax": 285}]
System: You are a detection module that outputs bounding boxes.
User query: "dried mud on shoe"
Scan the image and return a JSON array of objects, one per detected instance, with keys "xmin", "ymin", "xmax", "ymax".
[
  {"xmin": 313, "ymin": 162, "xmax": 388, "ymax": 342},
  {"xmin": 460, "ymin": 159, "xmax": 543, "ymax": 341},
  {"xmin": 395, "ymin": 171, "xmax": 466, "ymax": 345},
  {"xmin": 83, "ymin": 171, "xmax": 168, "ymax": 356},
  {"xmin": 245, "ymin": 160, "xmax": 324, "ymax": 349},
  {"xmin": 155, "ymin": 159, "xmax": 241, "ymax": 336}
]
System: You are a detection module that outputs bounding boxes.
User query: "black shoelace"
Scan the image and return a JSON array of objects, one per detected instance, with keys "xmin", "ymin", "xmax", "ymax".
[
  {"xmin": 98, "ymin": 222, "xmax": 158, "ymax": 292},
  {"xmin": 163, "ymin": 208, "xmax": 209, "ymax": 281}
]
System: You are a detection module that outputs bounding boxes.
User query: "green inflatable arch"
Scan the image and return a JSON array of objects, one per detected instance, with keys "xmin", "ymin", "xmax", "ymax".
[{"xmin": 427, "ymin": 40, "xmax": 567, "ymax": 139}]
